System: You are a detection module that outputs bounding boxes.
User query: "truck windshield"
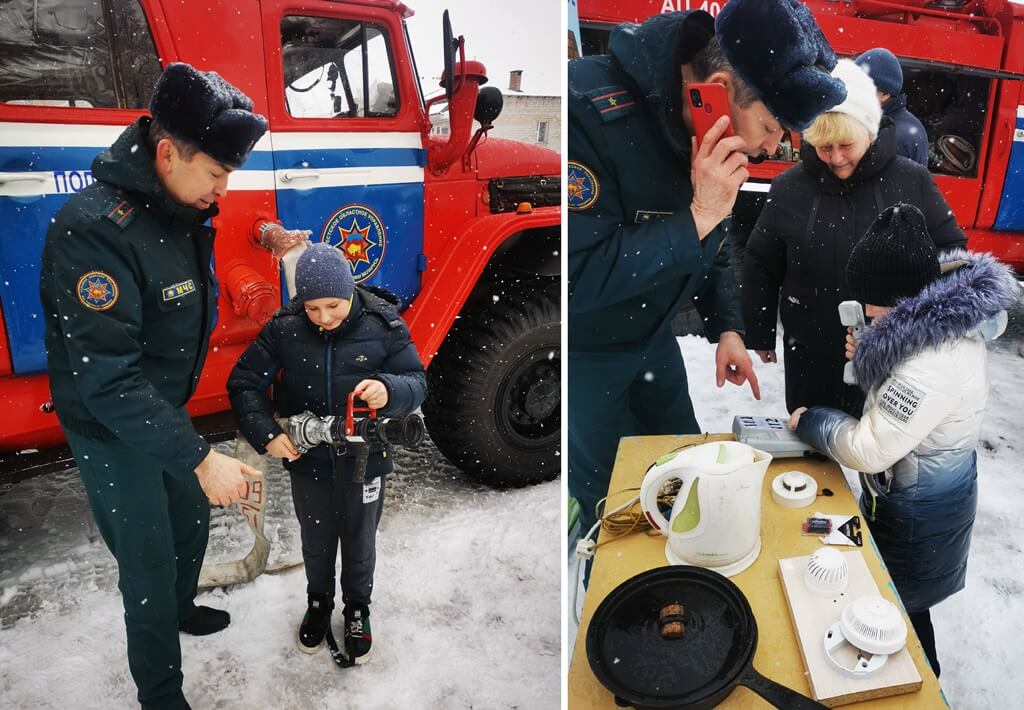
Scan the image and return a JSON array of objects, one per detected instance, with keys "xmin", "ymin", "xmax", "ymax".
[{"xmin": 281, "ymin": 15, "xmax": 398, "ymax": 119}]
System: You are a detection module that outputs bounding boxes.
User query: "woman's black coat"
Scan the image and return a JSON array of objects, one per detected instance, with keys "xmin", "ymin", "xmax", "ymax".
[{"xmin": 741, "ymin": 119, "xmax": 967, "ymax": 414}]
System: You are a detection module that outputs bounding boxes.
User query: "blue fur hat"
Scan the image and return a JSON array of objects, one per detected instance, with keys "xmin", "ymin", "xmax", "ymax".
[
  {"xmin": 149, "ymin": 63, "xmax": 268, "ymax": 168},
  {"xmin": 295, "ymin": 243, "xmax": 355, "ymax": 302},
  {"xmin": 715, "ymin": 0, "xmax": 847, "ymax": 132},
  {"xmin": 855, "ymin": 48, "xmax": 903, "ymax": 96}
]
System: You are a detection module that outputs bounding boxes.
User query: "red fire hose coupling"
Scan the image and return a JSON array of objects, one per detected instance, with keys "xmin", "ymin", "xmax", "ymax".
[{"xmin": 225, "ymin": 261, "xmax": 278, "ymax": 325}]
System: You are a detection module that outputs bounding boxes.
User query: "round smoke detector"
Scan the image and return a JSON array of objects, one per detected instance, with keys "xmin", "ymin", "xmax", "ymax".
[
  {"xmin": 824, "ymin": 595, "xmax": 908, "ymax": 677},
  {"xmin": 771, "ymin": 470, "xmax": 817, "ymax": 508},
  {"xmin": 840, "ymin": 596, "xmax": 907, "ymax": 656},
  {"xmin": 804, "ymin": 547, "xmax": 849, "ymax": 597}
]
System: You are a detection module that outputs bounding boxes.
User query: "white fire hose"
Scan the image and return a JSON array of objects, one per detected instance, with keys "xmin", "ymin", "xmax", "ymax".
[{"xmin": 198, "ymin": 433, "xmax": 303, "ymax": 589}]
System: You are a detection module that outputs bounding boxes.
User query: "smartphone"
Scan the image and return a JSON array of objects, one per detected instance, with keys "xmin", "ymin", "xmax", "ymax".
[{"xmin": 687, "ymin": 82, "xmax": 734, "ymax": 145}]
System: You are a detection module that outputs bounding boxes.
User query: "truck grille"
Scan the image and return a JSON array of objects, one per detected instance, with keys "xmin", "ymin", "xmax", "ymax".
[{"xmin": 488, "ymin": 176, "xmax": 560, "ymax": 213}]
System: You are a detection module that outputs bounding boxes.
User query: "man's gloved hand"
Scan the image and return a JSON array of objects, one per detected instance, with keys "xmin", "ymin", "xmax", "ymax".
[
  {"xmin": 195, "ymin": 449, "xmax": 260, "ymax": 506},
  {"xmin": 690, "ymin": 116, "xmax": 750, "ymax": 240},
  {"xmin": 715, "ymin": 331, "xmax": 761, "ymax": 400}
]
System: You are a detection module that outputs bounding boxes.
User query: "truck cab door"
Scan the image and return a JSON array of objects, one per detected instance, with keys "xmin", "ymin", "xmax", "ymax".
[
  {"xmin": 0, "ymin": 0, "xmax": 164, "ymax": 376},
  {"xmin": 262, "ymin": 2, "xmax": 426, "ymax": 308}
]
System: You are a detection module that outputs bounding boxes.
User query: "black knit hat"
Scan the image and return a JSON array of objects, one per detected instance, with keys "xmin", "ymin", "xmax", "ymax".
[
  {"xmin": 846, "ymin": 204, "xmax": 940, "ymax": 307},
  {"xmin": 149, "ymin": 63, "xmax": 268, "ymax": 167},
  {"xmin": 295, "ymin": 243, "xmax": 355, "ymax": 302}
]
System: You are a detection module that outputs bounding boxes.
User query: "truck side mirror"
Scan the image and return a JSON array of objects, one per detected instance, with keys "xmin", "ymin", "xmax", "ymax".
[
  {"xmin": 474, "ymin": 86, "xmax": 503, "ymax": 126},
  {"xmin": 442, "ymin": 10, "xmax": 457, "ymax": 102}
]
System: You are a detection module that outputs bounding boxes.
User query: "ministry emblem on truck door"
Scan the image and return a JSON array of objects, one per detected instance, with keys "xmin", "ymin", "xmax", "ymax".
[{"xmin": 321, "ymin": 204, "xmax": 388, "ymax": 283}]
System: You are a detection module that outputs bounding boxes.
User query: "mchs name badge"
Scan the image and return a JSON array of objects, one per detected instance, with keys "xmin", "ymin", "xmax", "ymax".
[{"xmin": 162, "ymin": 280, "xmax": 196, "ymax": 301}]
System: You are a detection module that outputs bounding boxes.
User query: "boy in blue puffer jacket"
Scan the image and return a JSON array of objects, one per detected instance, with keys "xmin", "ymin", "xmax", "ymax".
[
  {"xmin": 788, "ymin": 204, "xmax": 1018, "ymax": 677},
  {"xmin": 227, "ymin": 243, "xmax": 426, "ymax": 664}
]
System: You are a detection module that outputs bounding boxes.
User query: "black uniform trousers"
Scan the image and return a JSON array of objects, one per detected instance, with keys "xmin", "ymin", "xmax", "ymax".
[
  {"xmin": 66, "ymin": 430, "xmax": 209, "ymax": 710},
  {"xmin": 288, "ymin": 455, "xmax": 387, "ymax": 609},
  {"xmin": 569, "ymin": 325, "xmax": 700, "ymax": 543}
]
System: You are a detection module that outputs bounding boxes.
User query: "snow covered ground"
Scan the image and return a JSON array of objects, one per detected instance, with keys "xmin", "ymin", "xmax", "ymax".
[
  {"xmin": 569, "ymin": 304, "xmax": 1024, "ymax": 710},
  {"xmin": 0, "ymin": 439, "xmax": 560, "ymax": 709}
]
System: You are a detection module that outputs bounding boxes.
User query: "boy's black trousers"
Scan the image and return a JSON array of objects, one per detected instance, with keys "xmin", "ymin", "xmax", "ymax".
[{"xmin": 288, "ymin": 455, "xmax": 387, "ymax": 609}]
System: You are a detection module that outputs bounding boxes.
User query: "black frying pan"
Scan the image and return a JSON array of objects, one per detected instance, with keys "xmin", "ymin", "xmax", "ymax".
[{"xmin": 586, "ymin": 566, "xmax": 827, "ymax": 710}]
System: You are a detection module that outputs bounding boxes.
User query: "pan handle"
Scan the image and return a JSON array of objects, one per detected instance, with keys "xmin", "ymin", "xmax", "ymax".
[{"xmin": 739, "ymin": 668, "xmax": 828, "ymax": 710}]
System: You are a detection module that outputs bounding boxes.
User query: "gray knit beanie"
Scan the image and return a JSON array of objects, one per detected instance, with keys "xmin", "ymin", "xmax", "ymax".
[{"xmin": 295, "ymin": 243, "xmax": 355, "ymax": 302}]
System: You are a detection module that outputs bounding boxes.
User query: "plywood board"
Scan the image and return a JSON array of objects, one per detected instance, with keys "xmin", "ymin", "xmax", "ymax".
[{"xmin": 779, "ymin": 551, "xmax": 923, "ymax": 707}]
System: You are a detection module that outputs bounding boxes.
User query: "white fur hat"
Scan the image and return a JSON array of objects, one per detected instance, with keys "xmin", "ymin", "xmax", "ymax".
[{"xmin": 826, "ymin": 59, "xmax": 882, "ymax": 139}]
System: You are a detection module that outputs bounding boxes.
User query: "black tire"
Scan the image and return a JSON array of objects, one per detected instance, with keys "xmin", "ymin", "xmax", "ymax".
[{"xmin": 423, "ymin": 277, "xmax": 560, "ymax": 487}]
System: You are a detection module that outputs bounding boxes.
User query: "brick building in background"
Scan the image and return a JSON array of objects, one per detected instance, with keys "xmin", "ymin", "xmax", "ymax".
[{"xmin": 431, "ymin": 70, "xmax": 561, "ymax": 152}]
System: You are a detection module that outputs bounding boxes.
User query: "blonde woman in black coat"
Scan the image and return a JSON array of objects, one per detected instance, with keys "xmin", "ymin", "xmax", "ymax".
[{"xmin": 741, "ymin": 59, "xmax": 966, "ymax": 416}]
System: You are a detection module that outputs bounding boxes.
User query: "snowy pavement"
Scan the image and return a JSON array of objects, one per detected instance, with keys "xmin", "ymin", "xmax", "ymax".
[
  {"xmin": 569, "ymin": 306, "xmax": 1024, "ymax": 710},
  {"xmin": 0, "ymin": 439, "xmax": 560, "ymax": 709}
]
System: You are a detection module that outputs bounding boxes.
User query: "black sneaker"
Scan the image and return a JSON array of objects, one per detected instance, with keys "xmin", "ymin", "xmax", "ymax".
[
  {"xmin": 343, "ymin": 604, "xmax": 372, "ymax": 664},
  {"xmin": 297, "ymin": 594, "xmax": 333, "ymax": 654},
  {"xmin": 179, "ymin": 606, "xmax": 230, "ymax": 636}
]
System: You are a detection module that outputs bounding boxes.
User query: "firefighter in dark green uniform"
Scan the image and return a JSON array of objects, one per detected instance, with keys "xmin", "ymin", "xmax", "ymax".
[
  {"xmin": 568, "ymin": 0, "xmax": 849, "ymax": 545},
  {"xmin": 40, "ymin": 63, "xmax": 269, "ymax": 710}
]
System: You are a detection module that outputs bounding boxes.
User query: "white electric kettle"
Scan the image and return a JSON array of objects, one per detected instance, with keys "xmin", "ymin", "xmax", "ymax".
[{"xmin": 640, "ymin": 441, "xmax": 772, "ymax": 577}]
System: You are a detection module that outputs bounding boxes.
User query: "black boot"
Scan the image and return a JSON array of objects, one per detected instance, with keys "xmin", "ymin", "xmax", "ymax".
[
  {"xmin": 298, "ymin": 593, "xmax": 333, "ymax": 654},
  {"xmin": 343, "ymin": 603, "xmax": 372, "ymax": 664},
  {"xmin": 179, "ymin": 606, "xmax": 230, "ymax": 636}
]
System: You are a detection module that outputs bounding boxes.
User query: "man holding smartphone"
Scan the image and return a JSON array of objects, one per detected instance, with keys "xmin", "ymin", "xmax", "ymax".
[{"xmin": 568, "ymin": 0, "xmax": 848, "ymax": 545}]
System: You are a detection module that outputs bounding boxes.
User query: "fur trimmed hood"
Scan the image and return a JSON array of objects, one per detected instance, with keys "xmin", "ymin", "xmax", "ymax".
[{"xmin": 853, "ymin": 249, "xmax": 1020, "ymax": 392}]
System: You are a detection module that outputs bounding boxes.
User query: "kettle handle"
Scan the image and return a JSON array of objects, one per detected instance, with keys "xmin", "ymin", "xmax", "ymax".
[{"xmin": 639, "ymin": 464, "xmax": 702, "ymax": 537}]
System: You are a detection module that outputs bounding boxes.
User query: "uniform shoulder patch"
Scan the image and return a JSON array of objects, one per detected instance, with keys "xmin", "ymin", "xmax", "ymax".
[
  {"xmin": 77, "ymin": 271, "xmax": 119, "ymax": 311},
  {"xmin": 567, "ymin": 161, "xmax": 600, "ymax": 211},
  {"xmin": 102, "ymin": 195, "xmax": 137, "ymax": 230},
  {"xmin": 585, "ymin": 85, "xmax": 637, "ymax": 122}
]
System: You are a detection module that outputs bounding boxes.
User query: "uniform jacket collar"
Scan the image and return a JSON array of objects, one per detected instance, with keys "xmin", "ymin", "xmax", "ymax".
[
  {"xmin": 608, "ymin": 11, "xmax": 714, "ymax": 157},
  {"xmin": 91, "ymin": 117, "xmax": 218, "ymax": 227},
  {"xmin": 853, "ymin": 249, "xmax": 1019, "ymax": 392}
]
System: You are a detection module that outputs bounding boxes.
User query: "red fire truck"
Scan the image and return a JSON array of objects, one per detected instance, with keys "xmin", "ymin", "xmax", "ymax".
[
  {"xmin": 0, "ymin": 0, "xmax": 560, "ymax": 485},
  {"xmin": 575, "ymin": 0, "xmax": 1024, "ymax": 274}
]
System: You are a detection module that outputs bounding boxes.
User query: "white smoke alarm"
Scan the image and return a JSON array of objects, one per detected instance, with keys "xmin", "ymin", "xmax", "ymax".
[
  {"xmin": 839, "ymin": 596, "xmax": 907, "ymax": 656},
  {"xmin": 824, "ymin": 595, "xmax": 909, "ymax": 677},
  {"xmin": 771, "ymin": 470, "xmax": 818, "ymax": 508},
  {"xmin": 804, "ymin": 547, "xmax": 849, "ymax": 597}
]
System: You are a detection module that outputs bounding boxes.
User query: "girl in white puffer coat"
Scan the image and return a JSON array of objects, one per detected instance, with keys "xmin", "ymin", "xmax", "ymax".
[{"xmin": 789, "ymin": 204, "xmax": 1019, "ymax": 678}]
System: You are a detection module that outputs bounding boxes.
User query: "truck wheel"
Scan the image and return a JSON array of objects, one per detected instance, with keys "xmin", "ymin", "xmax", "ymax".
[{"xmin": 423, "ymin": 278, "xmax": 560, "ymax": 487}]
